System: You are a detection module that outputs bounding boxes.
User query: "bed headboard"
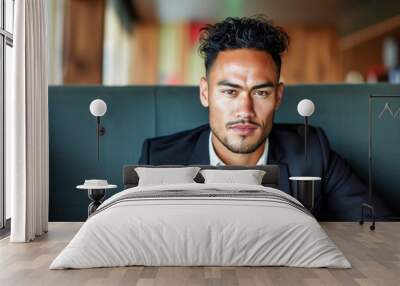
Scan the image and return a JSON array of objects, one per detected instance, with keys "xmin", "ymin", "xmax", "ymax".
[{"xmin": 123, "ymin": 165, "xmax": 280, "ymax": 189}]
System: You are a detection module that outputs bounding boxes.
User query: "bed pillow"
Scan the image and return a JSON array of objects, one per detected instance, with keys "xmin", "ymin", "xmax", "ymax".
[
  {"xmin": 135, "ymin": 167, "xmax": 201, "ymax": 186},
  {"xmin": 200, "ymin": 169, "xmax": 266, "ymax": 185}
]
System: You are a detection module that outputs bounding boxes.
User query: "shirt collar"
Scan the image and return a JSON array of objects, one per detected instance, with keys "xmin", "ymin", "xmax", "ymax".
[{"xmin": 208, "ymin": 131, "xmax": 268, "ymax": 166}]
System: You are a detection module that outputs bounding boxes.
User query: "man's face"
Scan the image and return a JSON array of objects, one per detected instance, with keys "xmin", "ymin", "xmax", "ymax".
[{"xmin": 199, "ymin": 49, "xmax": 284, "ymax": 154}]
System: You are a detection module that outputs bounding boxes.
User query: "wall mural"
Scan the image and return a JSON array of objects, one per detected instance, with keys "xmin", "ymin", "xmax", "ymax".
[{"xmin": 371, "ymin": 97, "xmax": 400, "ymax": 216}]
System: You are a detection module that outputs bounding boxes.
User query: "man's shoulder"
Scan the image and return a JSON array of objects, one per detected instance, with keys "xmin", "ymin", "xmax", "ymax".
[
  {"xmin": 270, "ymin": 123, "xmax": 327, "ymax": 151},
  {"xmin": 147, "ymin": 124, "xmax": 210, "ymax": 146},
  {"xmin": 139, "ymin": 124, "xmax": 210, "ymax": 165},
  {"xmin": 272, "ymin": 123, "xmax": 321, "ymax": 137}
]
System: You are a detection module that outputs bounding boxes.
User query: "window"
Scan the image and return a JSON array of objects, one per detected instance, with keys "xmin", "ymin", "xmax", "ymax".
[{"xmin": 1, "ymin": 0, "xmax": 14, "ymax": 230}]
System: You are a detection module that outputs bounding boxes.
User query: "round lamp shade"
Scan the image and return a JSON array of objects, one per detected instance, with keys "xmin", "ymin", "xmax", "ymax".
[
  {"xmin": 297, "ymin": 99, "xmax": 315, "ymax": 117},
  {"xmin": 89, "ymin": 99, "xmax": 107, "ymax": 117}
]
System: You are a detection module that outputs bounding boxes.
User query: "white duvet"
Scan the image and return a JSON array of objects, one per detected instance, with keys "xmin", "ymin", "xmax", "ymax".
[{"xmin": 50, "ymin": 183, "xmax": 351, "ymax": 269}]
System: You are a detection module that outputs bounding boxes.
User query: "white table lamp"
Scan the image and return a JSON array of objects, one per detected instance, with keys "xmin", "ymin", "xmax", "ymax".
[
  {"xmin": 292, "ymin": 99, "xmax": 320, "ymax": 213},
  {"xmin": 89, "ymin": 99, "xmax": 107, "ymax": 160},
  {"xmin": 297, "ymin": 99, "xmax": 315, "ymax": 159}
]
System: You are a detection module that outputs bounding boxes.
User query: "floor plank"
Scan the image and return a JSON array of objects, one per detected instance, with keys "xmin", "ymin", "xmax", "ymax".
[{"xmin": 0, "ymin": 222, "xmax": 399, "ymax": 286}]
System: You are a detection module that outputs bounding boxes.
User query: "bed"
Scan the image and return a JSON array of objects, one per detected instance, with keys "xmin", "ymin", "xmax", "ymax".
[{"xmin": 50, "ymin": 165, "xmax": 350, "ymax": 269}]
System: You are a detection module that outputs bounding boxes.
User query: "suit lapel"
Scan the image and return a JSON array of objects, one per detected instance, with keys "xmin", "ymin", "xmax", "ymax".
[
  {"xmin": 189, "ymin": 125, "xmax": 210, "ymax": 165},
  {"xmin": 267, "ymin": 127, "xmax": 292, "ymax": 195},
  {"xmin": 188, "ymin": 124, "xmax": 292, "ymax": 194}
]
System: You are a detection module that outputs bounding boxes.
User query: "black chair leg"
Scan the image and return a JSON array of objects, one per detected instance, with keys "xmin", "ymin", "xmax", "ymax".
[{"xmin": 359, "ymin": 203, "xmax": 375, "ymax": 231}]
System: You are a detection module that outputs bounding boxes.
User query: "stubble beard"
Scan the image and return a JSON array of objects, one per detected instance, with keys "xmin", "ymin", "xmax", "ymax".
[
  {"xmin": 210, "ymin": 111, "xmax": 275, "ymax": 155},
  {"xmin": 212, "ymin": 127, "xmax": 268, "ymax": 154}
]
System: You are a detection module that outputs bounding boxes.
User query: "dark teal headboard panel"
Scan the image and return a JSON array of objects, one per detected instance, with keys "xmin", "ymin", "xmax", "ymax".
[{"xmin": 49, "ymin": 84, "xmax": 400, "ymax": 221}]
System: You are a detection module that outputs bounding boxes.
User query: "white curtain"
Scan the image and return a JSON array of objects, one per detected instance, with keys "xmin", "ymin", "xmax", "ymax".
[
  {"xmin": 46, "ymin": 0, "xmax": 65, "ymax": 85},
  {"xmin": 7, "ymin": 0, "xmax": 49, "ymax": 242}
]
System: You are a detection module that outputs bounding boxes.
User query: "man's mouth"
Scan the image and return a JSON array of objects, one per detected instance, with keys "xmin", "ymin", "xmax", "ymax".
[{"xmin": 229, "ymin": 124, "xmax": 258, "ymax": 136}]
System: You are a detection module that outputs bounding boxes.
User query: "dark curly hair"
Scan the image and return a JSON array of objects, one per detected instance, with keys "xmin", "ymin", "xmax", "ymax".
[{"xmin": 198, "ymin": 16, "xmax": 289, "ymax": 79}]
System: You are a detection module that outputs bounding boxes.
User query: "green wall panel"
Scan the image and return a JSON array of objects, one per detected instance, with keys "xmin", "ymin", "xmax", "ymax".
[{"xmin": 49, "ymin": 84, "xmax": 400, "ymax": 221}]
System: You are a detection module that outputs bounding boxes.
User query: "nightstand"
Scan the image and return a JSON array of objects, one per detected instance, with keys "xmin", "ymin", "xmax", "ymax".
[{"xmin": 76, "ymin": 180, "xmax": 117, "ymax": 217}]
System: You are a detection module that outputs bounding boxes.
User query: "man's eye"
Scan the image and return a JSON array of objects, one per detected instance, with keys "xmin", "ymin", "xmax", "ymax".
[
  {"xmin": 222, "ymin": 89, "xmax": 237, "ymax": 96},
  {"xmin": 254, "ymin": 90, "xmax": 271, "ymax": 97}
]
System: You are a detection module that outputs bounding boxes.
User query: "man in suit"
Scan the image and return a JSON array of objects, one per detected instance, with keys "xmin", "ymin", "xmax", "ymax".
[{"xmin": 139, "ymin": 16, "xmax": 389, "ymax": 220}]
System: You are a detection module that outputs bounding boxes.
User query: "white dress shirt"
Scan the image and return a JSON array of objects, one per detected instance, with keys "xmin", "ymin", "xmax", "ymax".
[{"xmin": 208, "ymin": 131, "xmax": 269, "ymax": 166}]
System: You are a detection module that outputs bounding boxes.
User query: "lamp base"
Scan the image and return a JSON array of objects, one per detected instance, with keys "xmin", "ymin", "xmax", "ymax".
[{"xmin": 87, "ymin": 189, "xmax": 106, "ymax": 216}]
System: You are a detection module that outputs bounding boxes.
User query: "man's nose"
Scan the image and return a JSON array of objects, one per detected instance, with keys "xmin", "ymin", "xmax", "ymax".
[{"xmin": 235, "ymin": 93, "xmax": 255, "ymax": 119}]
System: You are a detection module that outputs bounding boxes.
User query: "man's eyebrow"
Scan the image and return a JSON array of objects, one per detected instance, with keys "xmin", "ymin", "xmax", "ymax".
[
  {"xmin": 217, "ymin": 80, "xmax": 275, "ymax": 91},
  {"xmin": 250, "ymin": 82, "xmax": 275, "ymax": 90},
  {"xmin": 217, "ymin": 80, "xmax": 242, "ymax": 89}
]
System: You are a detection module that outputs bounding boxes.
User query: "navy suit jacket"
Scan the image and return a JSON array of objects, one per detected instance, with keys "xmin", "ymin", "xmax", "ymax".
[{"xmin": 138, "ymin": 123, "xmax": 389, "ymax": 220}]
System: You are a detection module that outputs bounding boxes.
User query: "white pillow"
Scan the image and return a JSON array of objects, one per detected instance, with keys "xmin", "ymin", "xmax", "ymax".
[
  {"xmin": 200, "ymin": 169, "xmax": 266, "ymax": 185},
  {"xmin": 135, "ymin": 167, "xmax": 200, "ymax": 186}
]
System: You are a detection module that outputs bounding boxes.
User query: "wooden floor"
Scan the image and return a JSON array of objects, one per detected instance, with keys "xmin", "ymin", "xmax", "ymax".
[{"xmin": 0, "ymin": 222, "xmax": 399, "ymax": 286}]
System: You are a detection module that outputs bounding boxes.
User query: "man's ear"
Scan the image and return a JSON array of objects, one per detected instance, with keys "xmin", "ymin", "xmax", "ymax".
[
  {"xmin": 199, "ymin": 77, "xmax": 209, "ymax": 108},
  {"xmin": 274, "ymin": 82, "xmax": 285, "ymax": 111}
]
